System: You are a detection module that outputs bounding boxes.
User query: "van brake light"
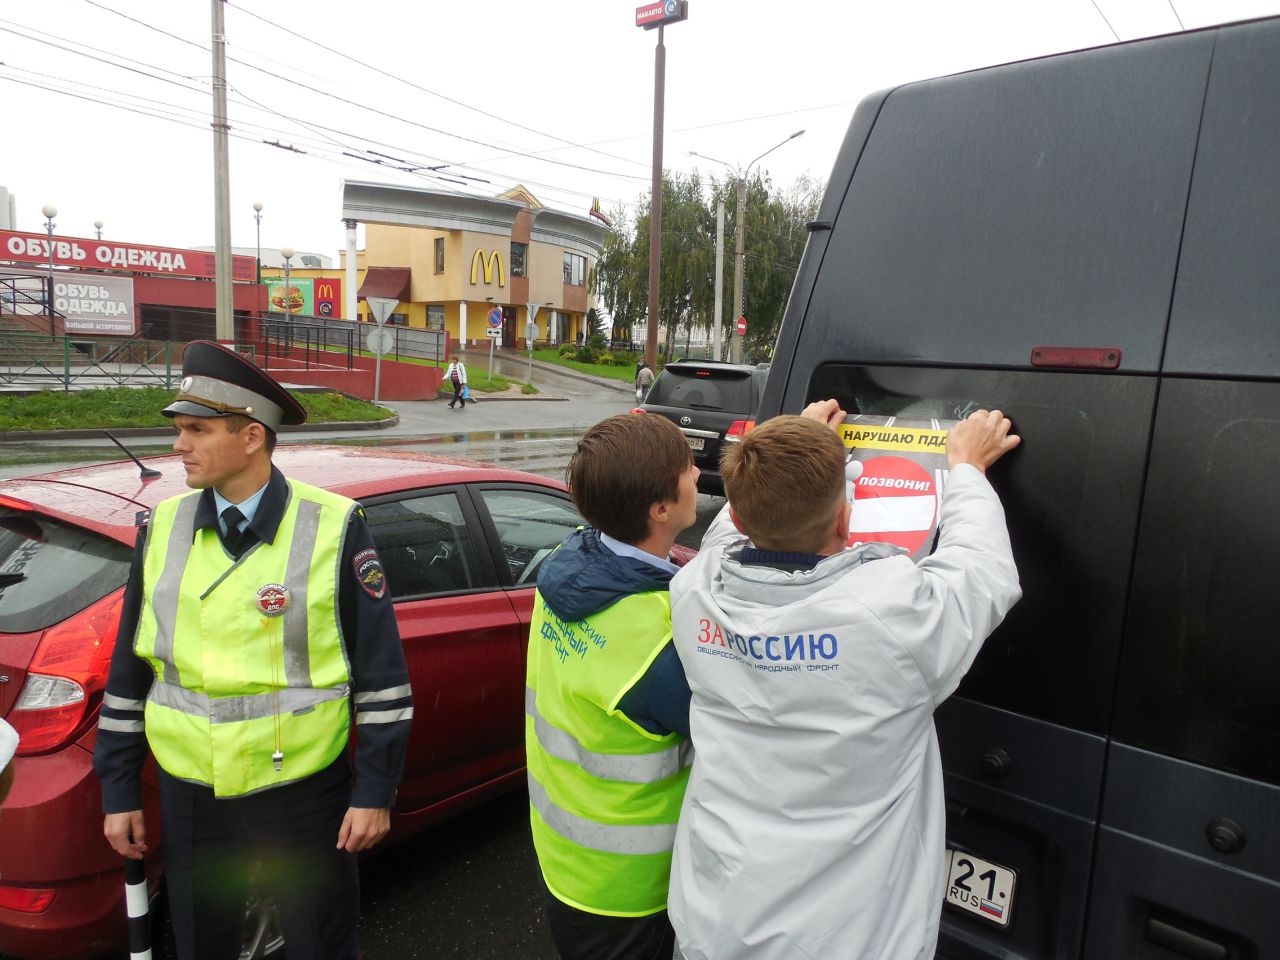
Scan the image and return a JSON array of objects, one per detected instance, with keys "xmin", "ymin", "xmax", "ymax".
[
  {"xmin": 1030, "ymin": 346, "xmax": 1121, "ymax": 369},
  {"xmin": 11, "ymin": 588, "xmax": 125, "ymax": 755},
  {"xmin": 725, "ymin": 420, "xmax": 755, "ymax": 442},
  {"xmin": 630, "ymin": 407, "xmax": 646, "ymax": 415}
]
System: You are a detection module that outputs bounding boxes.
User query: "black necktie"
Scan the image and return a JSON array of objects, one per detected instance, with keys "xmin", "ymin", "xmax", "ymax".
[{"xmin": 221, "ymin": 505, "xmax": 248, "ymax": 555}]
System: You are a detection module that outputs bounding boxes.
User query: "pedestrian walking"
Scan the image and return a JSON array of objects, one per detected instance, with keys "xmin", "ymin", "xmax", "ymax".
[
  {"xmin": 445, "ymin": 355, "xmax": 468, "ymax": 409},
  {"xmin": 93, "ymin": 341, "xmax": 413, "ymax": 960},
  {"xmin": 636, "ymin": 363, "xmax": 655, "ymax": 403}
]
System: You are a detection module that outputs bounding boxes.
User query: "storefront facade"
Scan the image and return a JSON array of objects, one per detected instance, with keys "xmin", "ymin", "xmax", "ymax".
[{"xmin": 339, "ymin": 181, "xmax": 608, "ymax": 348}]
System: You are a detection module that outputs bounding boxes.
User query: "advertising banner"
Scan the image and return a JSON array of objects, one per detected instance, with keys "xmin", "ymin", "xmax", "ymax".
[
  {"xmin": 0, "ymin": 229, "xmax": 256, "ymax": 281},
  {"xmin": 55, "ymin": 274, "xmax": 136, "ymax": 336},
  {"xmin": 267, "ymin": 278, "xmax": 312, "ymax": 315},
  {"xmin": 838, "ymin": 414, "xmax": 957, "ymax": 562},
  {"xmin": 313, "ymin": 277, "xmax": 342, "ymax": 318}
]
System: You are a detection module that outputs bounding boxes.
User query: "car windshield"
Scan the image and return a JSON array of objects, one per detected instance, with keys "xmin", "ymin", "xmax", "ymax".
[
  {"xmin": 0, "ymin": 510, "xmax": 132, "ymax": 634},
  {"xmin": 649, "ymin": 368, "xmax": 753, "ymax": 412}
]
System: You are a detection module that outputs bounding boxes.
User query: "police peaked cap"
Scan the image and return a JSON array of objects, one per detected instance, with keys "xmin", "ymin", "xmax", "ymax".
[{"xmin": 163, "ymin": 340, "xmax": 307, "ymax": 432}]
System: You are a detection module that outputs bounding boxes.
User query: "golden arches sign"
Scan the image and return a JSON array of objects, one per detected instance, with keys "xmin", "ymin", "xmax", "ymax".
[{"xmin": 470, "ymin": 248, "xmax": 506, "ymax": 287}]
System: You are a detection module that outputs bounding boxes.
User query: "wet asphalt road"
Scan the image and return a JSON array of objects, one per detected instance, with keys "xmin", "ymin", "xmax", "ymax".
[{"xmin": 358, "ymin": 791, "xmax": 558, "ymax": 960}]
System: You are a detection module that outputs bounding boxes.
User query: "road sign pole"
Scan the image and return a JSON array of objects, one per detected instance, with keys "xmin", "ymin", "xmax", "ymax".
[
  {"xmin": 488, "ymin": 336, "xmax": 495, "ymax": 381},
  {"xmin": 365, "ymin": 296, "xmax": 399, "ymax": 407}
]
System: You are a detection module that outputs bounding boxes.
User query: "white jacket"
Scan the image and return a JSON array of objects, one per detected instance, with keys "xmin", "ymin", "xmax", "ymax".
[
  {"xmin": 669, "ymin": 463, "xmax": 1020, "ymax": 960},
  {"xmin": 446, "ymin": 361, "xmax": 467, "ymax": 385}
]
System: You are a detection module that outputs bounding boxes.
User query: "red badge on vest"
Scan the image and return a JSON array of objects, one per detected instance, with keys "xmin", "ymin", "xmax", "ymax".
[
  {"xmin": 256, "ymin": 583, "xmax": 291, "ymax": 618},
  {"xmin": 353, "ymin": 547, "xmax": 386, "ymax": 599}
]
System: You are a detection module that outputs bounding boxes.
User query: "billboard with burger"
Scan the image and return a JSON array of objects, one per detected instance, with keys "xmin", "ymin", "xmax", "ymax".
[{"xmin": 268, "ymin": 280, "xmax": 309, "ymax": 314}]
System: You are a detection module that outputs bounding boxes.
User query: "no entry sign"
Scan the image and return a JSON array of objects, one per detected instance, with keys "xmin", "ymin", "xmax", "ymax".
[
  {"xmin": 848, "ymin": 455, "xmax": 938, "ymax": 556},
  {"xmin": 840, "ymin": 415, "xmax": 955, "ymax": 561}
]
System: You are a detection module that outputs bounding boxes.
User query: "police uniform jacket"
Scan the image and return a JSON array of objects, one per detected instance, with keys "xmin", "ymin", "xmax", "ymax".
[
  {"xmin": 94, "ymin": 465, "xmax": 412, "ymax": 813},
  {"xmin": 668, "ymin": 463, "xmax": 1020, "ymax": 960}
]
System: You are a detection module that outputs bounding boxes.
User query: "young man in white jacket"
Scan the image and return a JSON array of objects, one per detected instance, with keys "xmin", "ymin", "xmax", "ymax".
[{"xmin": 669, "ymin": 400, "xmax": 1021, "ymax": 960}]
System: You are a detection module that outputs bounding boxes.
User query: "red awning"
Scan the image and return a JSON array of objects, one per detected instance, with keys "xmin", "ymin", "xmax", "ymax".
[{"xmin": 357, "ymin": 266, "xmax": 411, "ymax": 301}]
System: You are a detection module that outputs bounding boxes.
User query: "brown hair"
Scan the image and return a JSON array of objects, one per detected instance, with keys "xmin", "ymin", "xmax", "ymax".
[
  {"xmin": 722, "ymin": 415, "xmax": 845, "ymax": 552},
  {"xmin": 225, "ymin": 414, "xmax": 278, "ymax": 454},
  {"xmin": 568, "ymin": 414, "xmax": 692, "ymax": 544}
]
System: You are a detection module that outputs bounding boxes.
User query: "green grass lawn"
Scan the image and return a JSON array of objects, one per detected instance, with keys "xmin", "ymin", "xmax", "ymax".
[
  {"xmin": 0, "ymin": 386, "xmax": 389, "ymax": 432},
  {"xmin": 531, "ymin": 349, "xmax": 652, "ymax": 382}
]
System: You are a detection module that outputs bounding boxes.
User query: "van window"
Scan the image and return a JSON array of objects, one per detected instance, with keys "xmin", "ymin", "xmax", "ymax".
[
  {"xmin": 800, "ymin": 34, "xmax": 1211, "ymax": 373},
  {"xmin": 808, "ymin": 364, "xmax": 1155, "ymax": 732},
  {"xmin": 0, "ymin": 511, "xmax": 131, "ymax": 634},
  {"xmin": 1115, "ymin": 379, "xmax": 1280, "ymax": 786}
]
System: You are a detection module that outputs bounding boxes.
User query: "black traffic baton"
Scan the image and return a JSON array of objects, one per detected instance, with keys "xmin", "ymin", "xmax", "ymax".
[{"xmin": 123, "ymin": 856, "xmax": 153, "ymax": 960}]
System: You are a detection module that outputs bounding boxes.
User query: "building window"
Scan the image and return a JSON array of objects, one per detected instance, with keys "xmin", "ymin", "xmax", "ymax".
[
  {"xmin": 389, "ymin": 312, "xmax": 408, "ymax": 326},
  {"xmin": 434, "ymin": 237, "xmax": 445, "ymax": 274},
  {"xmin": 427, "ymin": 305, "xmax": 445, "ymax": 330},
  {"xmin": 511, "ymin": 242, "xmax": 527, "ymax": 278},
  {"xmin": 563, "ymin": 252, "xmax": 586, "ymax": 286}
]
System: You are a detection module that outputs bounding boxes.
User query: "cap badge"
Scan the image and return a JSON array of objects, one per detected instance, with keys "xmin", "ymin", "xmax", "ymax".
[
  {"xmin": 255, "ymin": 583, "xmax": 291, "ymax": 618},
  {"xmin": 180, "ymin": 376, "xmax": 193, "ymax": 392}
]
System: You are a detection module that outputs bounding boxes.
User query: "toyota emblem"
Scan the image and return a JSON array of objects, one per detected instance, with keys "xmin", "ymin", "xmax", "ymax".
[{"xmin": 679, "ymin": 416, "xmax": 692, "ymax": 426}]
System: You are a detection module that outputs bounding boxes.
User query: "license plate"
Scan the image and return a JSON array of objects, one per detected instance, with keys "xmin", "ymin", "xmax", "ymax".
[
  {"xmin": 686, "ymin": 437, "xmax": 705, "ymax": 451},
  {"xmin": 945, "ymin": 849, "xmax": 1016, "ymax": 928}
]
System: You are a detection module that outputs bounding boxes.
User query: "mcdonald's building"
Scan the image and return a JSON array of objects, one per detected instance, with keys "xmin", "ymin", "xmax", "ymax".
[{"xmin": 338, "ymin": 180, "xmax": 608, "ymax": 348}]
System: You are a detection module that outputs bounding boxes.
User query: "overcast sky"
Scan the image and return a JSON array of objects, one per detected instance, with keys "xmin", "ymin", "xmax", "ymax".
[{"xmin": 3, "ymin": 0, "xmax": 1276, "ymax": 262}]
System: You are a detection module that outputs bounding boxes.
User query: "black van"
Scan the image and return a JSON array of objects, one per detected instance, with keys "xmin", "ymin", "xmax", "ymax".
[{"xmin": 759, "ymin": 16, "xmax": 1280, "ymax": 960}]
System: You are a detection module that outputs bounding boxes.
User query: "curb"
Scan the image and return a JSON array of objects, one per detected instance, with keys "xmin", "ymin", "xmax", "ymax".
[
  {"xmin": 0, "ymin": 413, "xmax": 401, "ymax": 443},
  {"xmin": 458, "ymin": 349, "xmax": 635, "ymax": 396}
]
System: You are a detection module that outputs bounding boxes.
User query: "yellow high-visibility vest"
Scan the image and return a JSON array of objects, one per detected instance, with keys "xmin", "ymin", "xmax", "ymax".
[
  {"xmin": 526, "ymin": 589, "xmax": 691, "ymax": 917},
  {"xmin": 134, "ymin": 480, "xmax": 356, "ymax": 797}
]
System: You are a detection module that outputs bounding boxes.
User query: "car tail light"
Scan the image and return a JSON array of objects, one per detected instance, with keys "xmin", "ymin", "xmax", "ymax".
[
  {"xmin": 724, "ymin": 420, "xmax": 755, "ymax": 443},
  {"xmin": 0, "ymin": 885, "xmax": 57, "ymax": 913},
  {"xmin": 630, "ymin": 407, "xmax": 646, "ymax": 415},
  {"xmin": 11, "ymin": 588, "xmax": 124, "ymax": 755}
]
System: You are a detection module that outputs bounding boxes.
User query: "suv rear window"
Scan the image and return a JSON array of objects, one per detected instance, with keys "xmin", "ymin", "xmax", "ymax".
[
  {"xmin": 648, "ymin": 368, "xmax": 753, "ymax": 412},
  {"xmin": 0, "ymin": 511, "xmax": 132, "ymax": 634}
]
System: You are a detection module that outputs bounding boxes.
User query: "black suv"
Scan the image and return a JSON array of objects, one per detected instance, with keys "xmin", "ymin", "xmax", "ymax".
[{"xmin": 635, "ymin": 359, "xmax": 769, "ymax": 495}]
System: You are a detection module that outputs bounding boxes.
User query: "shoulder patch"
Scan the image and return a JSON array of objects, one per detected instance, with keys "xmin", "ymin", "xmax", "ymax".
[
  {"xmin": 353, "ymin": 546, "xmax": 387, "ymax": 600},
  {"xmin": 135, "ymin": 509, "xmax": 151, "ymax": 527}
]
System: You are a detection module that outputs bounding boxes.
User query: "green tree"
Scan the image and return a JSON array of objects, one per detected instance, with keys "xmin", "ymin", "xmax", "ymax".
[
  {"xmin": 586, "ymin": 307, "xmax": 607, "ymax": 339},
  {"xmin": 592, "ymin": 169, "xmax": 819, "ymax": 362}
]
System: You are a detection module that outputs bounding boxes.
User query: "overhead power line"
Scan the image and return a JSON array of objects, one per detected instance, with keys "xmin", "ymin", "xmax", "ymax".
[
  {"xmin": 224, "ymin": 0, "xmax": 651, "ymax": 173},
  {"xmin": 1088, "ymin": 0, "xmax": 1122, "ymax": 41}
]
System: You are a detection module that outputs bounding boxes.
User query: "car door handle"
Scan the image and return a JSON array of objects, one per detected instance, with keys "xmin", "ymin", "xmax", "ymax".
[{"xmin": 1145, "ymin": 918, "xmax": 1228, "ymax": 960}]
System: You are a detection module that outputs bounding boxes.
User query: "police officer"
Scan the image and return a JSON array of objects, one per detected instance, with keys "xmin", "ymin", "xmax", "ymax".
[{"xmin": 93, "ymin": 341, "xmax": 413, "ymax": 960}]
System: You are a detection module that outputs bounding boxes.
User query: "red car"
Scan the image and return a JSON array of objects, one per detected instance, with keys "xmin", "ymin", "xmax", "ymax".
[{"xmin": 0, "ymin": 446, "xmax": 585, "ymax": 960}]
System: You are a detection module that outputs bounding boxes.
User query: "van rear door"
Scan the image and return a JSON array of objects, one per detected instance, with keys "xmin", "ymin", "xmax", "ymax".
[
  {"xmin": 763, "ymin": 27, "xmax": 1216, "ymax": 960},
  {"xmin": 1084, "ymin": 20, "xmax": 1280, "ymax": 958}
]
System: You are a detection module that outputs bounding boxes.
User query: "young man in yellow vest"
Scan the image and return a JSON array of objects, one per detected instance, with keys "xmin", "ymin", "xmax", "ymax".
[
  {"xmin": 93, "ymin": 341, "xmax": 413, "ymax": 960},
  {"xmin": 526, "ymin": 413, "xmax": 699, "ymax": 960}
]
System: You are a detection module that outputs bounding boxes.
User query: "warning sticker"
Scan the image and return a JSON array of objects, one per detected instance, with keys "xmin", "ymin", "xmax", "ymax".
[{"xmin": 841, "ymin": 415, "xmax": 956, "ymax": 562}]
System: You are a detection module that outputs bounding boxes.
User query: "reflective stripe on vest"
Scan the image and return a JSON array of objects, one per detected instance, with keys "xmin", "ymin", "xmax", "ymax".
[
  {"xmin": 526, "ymin": 686, "xmax": 691, "ymax": 784},
  {"xmin": 527, "ymin": 771, "xmax": 677, "ymax": 856},
  {"xmin": 135, "ymin": 482, "xmax": 355, "ymax": 797}
]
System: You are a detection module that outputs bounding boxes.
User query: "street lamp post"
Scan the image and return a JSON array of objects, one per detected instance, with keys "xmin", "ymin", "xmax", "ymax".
[
  {"xmin": 93, "ymin": 220, "xmax": 103, "ymax": 241},
  {"xmin": 280, "ymin": 245, "xmax": 294, "ymax": 319},
  {"xmin": 253, "ymin": 202, "xmax": 263, "ymax": 284},
  {"xmin": 41, "ymin": 204, "xmax": 57, "ymax": 332},
  {"xmin": 690, "ymin": 130, "xmax": 804, "ymax": 362}
]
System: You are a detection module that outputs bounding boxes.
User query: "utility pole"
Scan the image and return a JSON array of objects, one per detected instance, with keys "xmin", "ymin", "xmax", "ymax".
[
  {"xmin": 211, "ymin": 0, "xmax": 234, "ymax": 343},
  {"xmin": 646, "ymin": 25, "xmax": 665, "ymax": 372},
  {"xmin": 713, "ymin": 200, "xmax": 724, "ymax": 361},
  {"xmin": 731, "ymin": 178, "xmax": 746, "ymax": 363},
  {"xmin": 637, "ymin": 1, "xmax": 688, "ymax": 371}
]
